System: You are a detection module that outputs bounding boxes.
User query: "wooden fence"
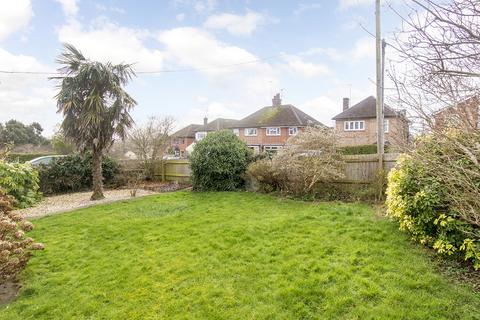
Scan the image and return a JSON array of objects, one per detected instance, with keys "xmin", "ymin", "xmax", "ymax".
[
  {"xmin": 342, "ymin": 153, "xmax": 399, "ymax": 184},
  {"xmin": 121, "ymin": 153, "xmax": 400, "ymax": 184}
]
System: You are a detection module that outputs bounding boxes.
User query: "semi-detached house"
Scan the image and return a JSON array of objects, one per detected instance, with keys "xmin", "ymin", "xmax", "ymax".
[{"xmin": 172, "ymin": 94, "xmax": 323, "ymax": 156}]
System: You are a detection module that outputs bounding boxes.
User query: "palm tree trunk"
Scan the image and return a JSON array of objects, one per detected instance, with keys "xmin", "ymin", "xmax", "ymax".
[{"xmin": 91, "ymin": 149, "xmax": 105, "ymax": 200}]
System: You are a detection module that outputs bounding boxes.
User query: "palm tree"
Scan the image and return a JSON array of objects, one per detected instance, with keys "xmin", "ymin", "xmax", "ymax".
[{"xmin": 54, "ymin": 44, "xmax": 137, "ymax": 200}]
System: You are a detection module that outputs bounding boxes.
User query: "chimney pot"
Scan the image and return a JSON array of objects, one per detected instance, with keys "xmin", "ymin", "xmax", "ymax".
[
  {"xmin": 272, "ymin": 93, "xmax": 282, "ymax": 107},
  {"xmin": 203, "ymin": 117, "xmax": 208, "ymax": 126},
  {"xmin": 343, "ymin": 97, "xmax": 350, "ymax": 111}
]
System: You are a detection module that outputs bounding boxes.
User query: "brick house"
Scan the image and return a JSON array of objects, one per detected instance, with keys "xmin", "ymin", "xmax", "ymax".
[
  {"xmin": 172, "ymin": 94, "xmax": 323, "ymax": 156},
  {"xmin": 433, "ymin": 96, "xmax": 480, "ymax": 131},
  {"xmin": 332, "ymin": 96, "xmax": 409, "ymax": 148}
]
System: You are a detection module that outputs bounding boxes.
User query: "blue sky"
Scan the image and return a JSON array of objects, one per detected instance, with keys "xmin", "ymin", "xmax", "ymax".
[{"xmin": 0, "ymin": 0, "xmax": 404, "ymax": 136}]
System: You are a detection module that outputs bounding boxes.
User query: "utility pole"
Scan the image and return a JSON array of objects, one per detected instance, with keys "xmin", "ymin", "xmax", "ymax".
[{"xmin": 375, "ymin": 0, "xmax": 384, "ymax": 167}]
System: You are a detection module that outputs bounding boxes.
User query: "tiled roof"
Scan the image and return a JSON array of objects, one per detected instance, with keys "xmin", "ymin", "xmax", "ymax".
[
  {"xmin": 234, "ymin": 104, "xmax": 322, "ymax": 128},
  {"xmin": 198, "ymin": 118, "xmax": 239, "ymax": 131},
  {"xmin": 172, "ymin": 124, "xmax": 202, "ymax": 138},
  {"xmin": 332, "ymin": 96, "xmax": 399, "ymax": 120}
]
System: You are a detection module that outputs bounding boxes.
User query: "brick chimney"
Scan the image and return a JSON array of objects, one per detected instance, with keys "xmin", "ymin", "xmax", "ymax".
[
  {"xmin": 343, "ymin": 97, "xmax": 350, "ymax": 111},
  {"xmin": 272, "ymin": 93, "xmax": 282, "ymax": 107},
  {"xmin": 203, "ymin": 117, "xmax": 208, "ymax": 126}
]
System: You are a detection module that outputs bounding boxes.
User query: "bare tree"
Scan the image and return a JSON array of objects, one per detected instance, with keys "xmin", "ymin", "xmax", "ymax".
[
  {"xmin": 389, "ymin": 0, "xmax": 480, "ymax": 246},
  {"xmin": 129, "ymin": 116, "xmax": 175, "ymax": 179},
  {"xmin": 389, "ymin": 0, "xmax": 480, "ymax": 130}
]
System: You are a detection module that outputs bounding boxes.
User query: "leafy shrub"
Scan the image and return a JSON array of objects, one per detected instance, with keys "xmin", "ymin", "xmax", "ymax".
[
  {"xmin": 190, "ymin": 131, "xmax": 252, "ymax": 191},
  {"xmin": 0, "ymin": 161, "xmax": 40, "ymax": 208},
  {"xmin": 37, "ymin": 153, "xmax": 122, "ymax": 195},
  {"xmin": 246, "ymin": 127, "xmax": 345, "ymax": 198},
  {"xmin": 386, "ymin": 131, "xmax": 480, "ymax": 269},
  {"xmin": 0, "ymin": 190, "xmax": 44, "ymax": 281}
]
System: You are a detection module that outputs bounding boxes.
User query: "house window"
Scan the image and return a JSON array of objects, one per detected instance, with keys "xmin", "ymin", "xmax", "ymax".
[
  {"xmin": 232, "ymin": 128, "xmax": 240, "ymax": 136},
  {"xmin": 195, "ymin": 131, "xmax": 207, "ymax": 140},
  {"xmin": 245, "ymin": 128, "xmax": 257, "ymax": 136},
  {"xmin": 264, "ymin": 145, "xmax": 282, "ymax": 153},
  {"xmin": 384, "ymin": 119, "xmax": 389, "ymax": 133},
  {"xmin": 266, "ymin": 127, "xmax": 281, "ymax": 136},
  {"xmin": 344, "ymin": 121, "xmax": 365, "ymax": 131},
  {"xmin": 288, "ymin": 127, "xmax": 298, "ymax": 136}
]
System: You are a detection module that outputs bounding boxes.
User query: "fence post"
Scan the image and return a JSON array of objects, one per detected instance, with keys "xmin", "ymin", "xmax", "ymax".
[{"xmin": 161, "ymin": 160, "xmax": 166, "ymax": 182}]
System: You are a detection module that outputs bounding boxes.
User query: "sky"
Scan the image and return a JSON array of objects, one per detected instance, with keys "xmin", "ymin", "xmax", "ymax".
[{"xmin": 0, "ymin": 0, "xmax": 405, "ymax": 136}]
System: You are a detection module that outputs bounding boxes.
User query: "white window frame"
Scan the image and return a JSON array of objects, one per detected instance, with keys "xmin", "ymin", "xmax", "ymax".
[
  {"xmin": 344, "ymin": 121, "xmax": 365, "ymax": 131},
  {"xmin": 195, "ymin": 131, "xmax": 207, "ymax": 141},
  {"xmin": 288, "ymin": 127, "xmax": 298, "ymax": 136},
  {"xmin": 264, "ymin": 145, "xmax": 282, "ymax": 153},
  {"xmin": 244, "ymin": 128, "xmax": 257, "ymax": 136},
  {"xmin": 266, "ymin": 127, "xmax": 281, "ymax": 136},
  {"xmin": 384, "ymin": 119, "xmax": 389, "ymax": 133},
  {"xmin": 232, "ymin": 128, "xmax": 240, "ymax": 136}
]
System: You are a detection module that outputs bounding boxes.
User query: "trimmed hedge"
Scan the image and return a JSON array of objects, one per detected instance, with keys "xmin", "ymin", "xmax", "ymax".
[
  {"xmin": 37, "ymin": 153, "xmax": 121, "ymax": 195},
  {"xmin": 6, "ymin": 153, "xmax": 54, "ymax": 163},
  {"xmin": 190, "ymin": 131, "xmax": 252, "ymax": 191}
]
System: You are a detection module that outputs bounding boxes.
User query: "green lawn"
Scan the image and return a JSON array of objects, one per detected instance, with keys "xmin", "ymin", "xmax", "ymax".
[{"xmin": 1, "ymin": 192, "xmax": 479, "ymax": 319}]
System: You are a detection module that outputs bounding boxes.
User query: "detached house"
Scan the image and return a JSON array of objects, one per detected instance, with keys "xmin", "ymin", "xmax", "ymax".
[
  {"xmin": 172, "ymin": 94, "xmax": 323, "ymax": 156},
  {"xmin": 332, "ymin": 96, "xmax": 409, "ymax": 148}
]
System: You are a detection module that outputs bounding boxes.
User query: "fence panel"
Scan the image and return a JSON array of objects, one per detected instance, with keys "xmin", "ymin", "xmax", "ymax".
[{"xmin": 123, "ymin": 153, "xmax": 400, "ymax": 184}]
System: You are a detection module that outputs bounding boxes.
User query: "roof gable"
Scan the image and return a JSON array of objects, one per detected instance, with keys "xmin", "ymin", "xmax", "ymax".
[{"xmin": 332, "ymin": 96, "xmax": 399, "ymax": 120}]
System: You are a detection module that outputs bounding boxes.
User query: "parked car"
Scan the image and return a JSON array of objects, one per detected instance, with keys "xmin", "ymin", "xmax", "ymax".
[{"xmin": 28, "ymin": 155, "xmax": 66, "ymax": 166}]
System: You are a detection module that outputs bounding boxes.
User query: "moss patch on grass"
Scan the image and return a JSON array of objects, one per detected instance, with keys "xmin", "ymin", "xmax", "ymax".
[{"xmin": 1, "ymin": 192, "xmax": 479, "ymax": 319}]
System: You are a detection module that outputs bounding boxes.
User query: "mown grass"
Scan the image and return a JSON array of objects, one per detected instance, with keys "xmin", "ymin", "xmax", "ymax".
[{"xmin": 1, "ymin": 191, "xmax": 479, "ymax": 319}]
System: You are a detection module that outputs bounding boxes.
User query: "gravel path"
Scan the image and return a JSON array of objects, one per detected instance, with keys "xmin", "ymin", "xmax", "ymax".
[{"xmin": 15, "ymin": 189, "xmax": 159, "ymax": 219}]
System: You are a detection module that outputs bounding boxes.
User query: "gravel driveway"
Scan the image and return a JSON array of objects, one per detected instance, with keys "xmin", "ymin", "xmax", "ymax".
[{"xmin": 15, "ymin": 189, "xmax": 158, "ymax": 219}]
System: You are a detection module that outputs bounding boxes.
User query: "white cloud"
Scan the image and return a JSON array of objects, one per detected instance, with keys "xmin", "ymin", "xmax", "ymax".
[
  {"xmin": 176, "ymin": 13, "xmax": 186, "ymax": 21},
  {"xmin": 173, "ymin": 0, "xmax": 216, "ymax": 13},
  {"xmin": 58, "ymin": 19, "xmax": 165, "ymax": 71},
  {"xmin": 352, "ymin": 37, "xmax": 375, "ymax": 61},
  {"xmin": 301, "ymin": 85, "xmax": 375, "ymax": 126},
  {"xmin": 55, "ymin": 0, "xmax": 78, "ymax": 18},
  {"xmin": 159, "ymin": 27, "xmax": 258, "ymax": 76},
  {"xmin": 301, "ymin": 36, "xmax": 375, "ymax": 64},
  {"xmin": 0, "ymin": 48, "xmax": 59, "ymax": 136},
  {"xmin": 282, "ymin": 54, "xmax": 331, "ymax": 77},
  {"xmin": 95, "ymin": 4, "xmax": 125, "ymax": 14},
  {"xmin": 158, "ymin": 27, "xmax": 280, "ymax": 127},
  {"xmin": 338, "ymin": 0, "xmax": 373, "ymax": 10},
  {"xmin": 0, "ymin": 0, "xmax": 33, "ymax": 41},
  {"xmin": 204, "ymin": 11, "xmax": 265, "ymax": 36},
  {"xmin": 294, "ymin": 3, "xmax": 322, "ymax": 16}
]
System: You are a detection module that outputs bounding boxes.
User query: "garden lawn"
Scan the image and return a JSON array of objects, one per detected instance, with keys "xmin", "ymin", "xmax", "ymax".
[{"xmin": 1, "ymin": 192, "xmax": 479, "ymax": 319}]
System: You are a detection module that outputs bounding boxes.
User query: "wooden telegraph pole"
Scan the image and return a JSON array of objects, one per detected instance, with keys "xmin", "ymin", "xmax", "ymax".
[{"xmin": 375, "ymin": 0, "xmax": 384, "ymax": 167}]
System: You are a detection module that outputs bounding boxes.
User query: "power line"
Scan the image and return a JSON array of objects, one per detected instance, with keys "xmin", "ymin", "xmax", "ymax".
[{"xmin": 0, "ymin": 55, "xmax": 280, "ymax": 76}]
